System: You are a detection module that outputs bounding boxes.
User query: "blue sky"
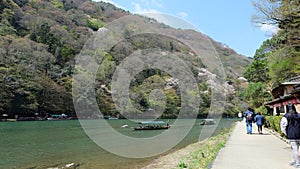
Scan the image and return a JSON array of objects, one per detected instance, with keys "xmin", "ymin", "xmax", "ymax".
[{"xmin": 95, "ymin": 0, "xmax": 278, "ymax": 57}]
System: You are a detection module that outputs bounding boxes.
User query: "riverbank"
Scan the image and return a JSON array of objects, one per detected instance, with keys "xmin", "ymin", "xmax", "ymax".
[{"xmin": 142, "ymin": 126, "xmax": 234, "ymax": 169}]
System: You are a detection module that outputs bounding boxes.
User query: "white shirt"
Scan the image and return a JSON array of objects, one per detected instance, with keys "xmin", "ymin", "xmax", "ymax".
[{"xmin": 280, "ymin": 116, "xmax": 288, "ymax": 136}]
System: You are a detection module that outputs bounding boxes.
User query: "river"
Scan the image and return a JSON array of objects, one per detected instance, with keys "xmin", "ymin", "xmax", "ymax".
[{"xmin": 0, "ymin": 119, "xmax": 236, "ymax": 169}]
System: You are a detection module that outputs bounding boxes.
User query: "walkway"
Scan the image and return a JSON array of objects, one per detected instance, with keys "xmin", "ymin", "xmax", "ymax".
[{"xmin": 211, "ymin": 120, "xmax": 295, "ymax": 169}]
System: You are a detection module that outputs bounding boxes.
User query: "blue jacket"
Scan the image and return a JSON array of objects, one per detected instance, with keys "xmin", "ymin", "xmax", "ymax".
[{"xmin": 254, "ymin": 115, "xmax": 264, "ymax": 125}]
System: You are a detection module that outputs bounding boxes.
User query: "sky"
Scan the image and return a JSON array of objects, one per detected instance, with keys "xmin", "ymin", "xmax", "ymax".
[{"xmin": 95, "ymin": 0, "xmax": 278, "ymax": 57}]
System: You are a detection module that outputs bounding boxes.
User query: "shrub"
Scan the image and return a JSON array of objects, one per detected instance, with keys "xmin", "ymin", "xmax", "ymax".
[
  {"xmin": 178, "ymin": 161, "xmax": 188, "ymax": 169},
  {"xmin": 255, "ymin": 106, "xmax": 268, "ymax": 116},
  {"xmin": 264, "ymin": 115, "xmax": 284, "ymax": 136},
  {"xmin": 50, "ymin": 0, "xmax": 64, "ymax": 9},
  {"xmin": 87, "ymin": 18, "xmax": 104, "ymax": 31}
]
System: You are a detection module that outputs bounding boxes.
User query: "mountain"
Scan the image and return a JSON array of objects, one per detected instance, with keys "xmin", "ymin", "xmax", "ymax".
[{"xmin": 0, "ymin": 0, "xmax": 251, "ymax": 119}]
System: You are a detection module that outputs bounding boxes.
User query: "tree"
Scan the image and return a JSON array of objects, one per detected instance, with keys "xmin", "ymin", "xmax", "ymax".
[
  {"xmin": 252, "ymin": 0, "xmax": 282, "ymax": 26},
  {"xmin": 242, "ymin": 82, "xmax": 272, "ymax": 108},
  {"xmin": 244, "ymin": 39, "xmax": 273, "ymax": 83},
  {"xmin": 252, "ymin": 0, "xmax": 300, "ymax": 47},
  {"xmin": 250, "ymin": 0, "xmax": 300, "ymax": 86},
  {"xmin": 244, "ymin": 0, "xmax": 299, "ymax": 108},
  {"xmin": 0, "ymin": 36, "xmax": 14, "ymax": 113}
]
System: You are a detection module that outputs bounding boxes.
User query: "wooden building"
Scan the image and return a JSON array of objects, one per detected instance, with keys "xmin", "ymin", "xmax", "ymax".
[{"xmin": 265, "ymin": 76, "xmax": 300, "ymax": 115}]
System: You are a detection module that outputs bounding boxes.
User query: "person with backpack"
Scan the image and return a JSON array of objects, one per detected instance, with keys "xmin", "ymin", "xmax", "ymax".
[
  {"xmin": 254, "ymin": 112, "xmax": 264, "ymax": 134},
  {"xmin": 280, "ymin": 104, "xmax": 300, "ymax": 168},
  {"xmin": 244, "ymin": 108, "xmax": 254, "ymax": 134}
]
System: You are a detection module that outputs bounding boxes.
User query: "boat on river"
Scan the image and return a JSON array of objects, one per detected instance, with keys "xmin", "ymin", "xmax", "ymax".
[
  {"xmin": 104, "ymin": 115, "xmax": 119, "ymax": 120},
  {"xmin": 200, "ymin": 119, "xmax": 216, "ymax": 125},
  {"xmin": 47, "ymin": 114, "xmax": 68, "ymax": 121},
  {"xmin": 134, "ymin": 121, "xmax": 170, "ymax": 130},
  {"xmin": 5, "ymin": 119, "xmax": 17, "ymax": 122}
]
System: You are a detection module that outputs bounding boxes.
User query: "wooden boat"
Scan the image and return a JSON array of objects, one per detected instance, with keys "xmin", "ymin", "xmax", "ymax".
[
  {"xmin": 6, "ymin": 119, "xmax": 17, "ymax": 122},
  {"xmin": 121, "ymin": 124, "xmax": 129, "ymax": 128},
  {"xmin": 134, "ymin": 121, "xmax": 170, "ymax": 130},
  {"xmin": 200, "ymin": 119, "xmax": 216, "ymax": 125},
  {"xmin": 108, "ymin": 117, "xmax": 119, "ymax": 120},
  {"xmin": 47, "ymin": 114, "xmax": 68, "ymax": 121},
  {"xmin": 104, "ymin": 115, "xmax": 119, "ymax": 120}
]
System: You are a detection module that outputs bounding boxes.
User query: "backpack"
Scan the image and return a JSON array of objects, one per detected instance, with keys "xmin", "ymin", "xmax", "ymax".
[{"xmin": 247, "ymin": 113, "xmax": 253, "ymax": 121}]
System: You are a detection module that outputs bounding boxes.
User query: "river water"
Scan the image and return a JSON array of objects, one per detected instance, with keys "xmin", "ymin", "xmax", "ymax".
[{"xmin": 0, "ymin": 119, "xmax": 236, "ymax": 169}]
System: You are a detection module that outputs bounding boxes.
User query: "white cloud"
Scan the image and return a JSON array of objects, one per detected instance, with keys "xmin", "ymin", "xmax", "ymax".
[
  {"xmin": 177, "ymin": 12, "xmax": 188, "ymax": 19},
  {"xmin": 131, "ymin": 3, "xmax": 196, "ymax": 30},
  {"xmin": 133, "ymin": 3, "xmax": 159, "ymax": 14},
  {"xmin": 259, "ymin": 23, "xmax": 279, "ymax": 35},
  {"xmin": 151, "ymin": 0, "xmax": 164, "ymax": 9}
]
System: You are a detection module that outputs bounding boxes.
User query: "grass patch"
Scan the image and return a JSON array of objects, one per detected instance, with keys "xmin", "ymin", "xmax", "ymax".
[
  {"xmin": 178, "ymin": 160, "xmax": 188, "ymax": 168},
  {"xmin": 178, "ymin": 126, "xmax": 234, "ymax": 169}
]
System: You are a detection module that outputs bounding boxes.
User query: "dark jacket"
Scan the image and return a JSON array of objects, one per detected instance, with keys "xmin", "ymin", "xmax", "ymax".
[{"xmin": 284, "ymin": 113, "xmax": 300, "ymax": 139}]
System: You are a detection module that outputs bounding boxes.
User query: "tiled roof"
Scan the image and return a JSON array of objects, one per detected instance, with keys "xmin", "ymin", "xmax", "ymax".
[{"xmin": 286, "ymin": 75, "xmax": 300, "ymax": 82}]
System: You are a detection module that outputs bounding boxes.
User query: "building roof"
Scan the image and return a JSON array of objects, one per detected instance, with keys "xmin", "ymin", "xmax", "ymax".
[
  {"xmin": 286, "ymin": 75, "xmax": 300, "ymax": 83},
  {"xmin": 281, "ymin": 81, "xmax": 300, "ymax": 85},
  {"xmin": 265, "ymin": 94, "xmax": 294, "ymax": 105},
  {"xmin": 265, "ymin": 85, "xmax": 300, "ymax": 107},
  {"xmin": 264, "ymin": 75, "xmax": 300, "ymax": 107},
  {"xmin": 270, "ymin": 75, "xmax": 300, "ymax": 98}
]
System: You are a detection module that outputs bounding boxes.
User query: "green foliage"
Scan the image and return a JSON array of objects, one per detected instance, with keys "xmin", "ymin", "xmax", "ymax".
[
  {"xmin": 185, "ymin": 129, "xmax": 231, "ymax": 169},
  {"xmin": 164, "ymin": 89, "xmax": 180, "ymax": 117},
  {"xmin": 50, "ymin": 0, "xmax": 64, "ymax": 9},
  {"xmin": 264, "ymin": 115, "xmax": 284, "ymax": 136},
  {"xmin": 178, "ymin": 161, "xmax": 188, "ymax": 169},
  {"xmin": 96, "ymin": 53, "xmax": 116, "ymax": 83},
  {"xmin": 0, "ymin": 1, "xmax": 18, "ymax": 36},
  {"xmin": 224, "ymin": 105, "xmax": 240, "ymax": 118},
  {"xmin": 198, "ymin": 82, "xmax": 208, "ymax": 91},
  {"xmin": 242, "ymin": 82, "xmax": 271, "ymax": 108},
  {"xmin": 0, "ymin": 20, "xmax": 16, "ymax": 36},
  {"xmin": 0, "ymin": 0, "xmax": 250, "ymax": 119},
  {"xmin": 244, "ymin": 1, "xmax": 300, "ymax": 110},
  {"xmin": 61, "ymin": 44, "xmax": 74, "ymax": 61},
  {"xmin": 268, "ymin": 47, "xmax": 298, "ymax": 86},
  {"xmin": 87, "ymin": 18, "xmax": 104, "ymax": 31},
  {"xmin": 255, "ymin": 106, "xmax": 269, "ymax": 116},
  {"xmin": 30, "ymin": 23, "xmax": 62, "ymax": 56},
  {"xmin": 244, "ymin": 39, "xmax": 272, "ymax": 83}
]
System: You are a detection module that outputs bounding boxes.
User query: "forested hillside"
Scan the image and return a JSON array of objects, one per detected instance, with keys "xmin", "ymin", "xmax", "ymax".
[{"xmin": 0, "ymin": 0, "xmax": 251, "ymax": 119}]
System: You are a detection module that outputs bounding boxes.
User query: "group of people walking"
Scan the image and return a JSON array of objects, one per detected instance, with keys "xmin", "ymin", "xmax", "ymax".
[
  {"xmin": 243, "ymin": 108, "xmax": 264, "ymax": 134},
  {"xmin": 242, "ymin": 104, "xmax": 300, "ymax": 168}
]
